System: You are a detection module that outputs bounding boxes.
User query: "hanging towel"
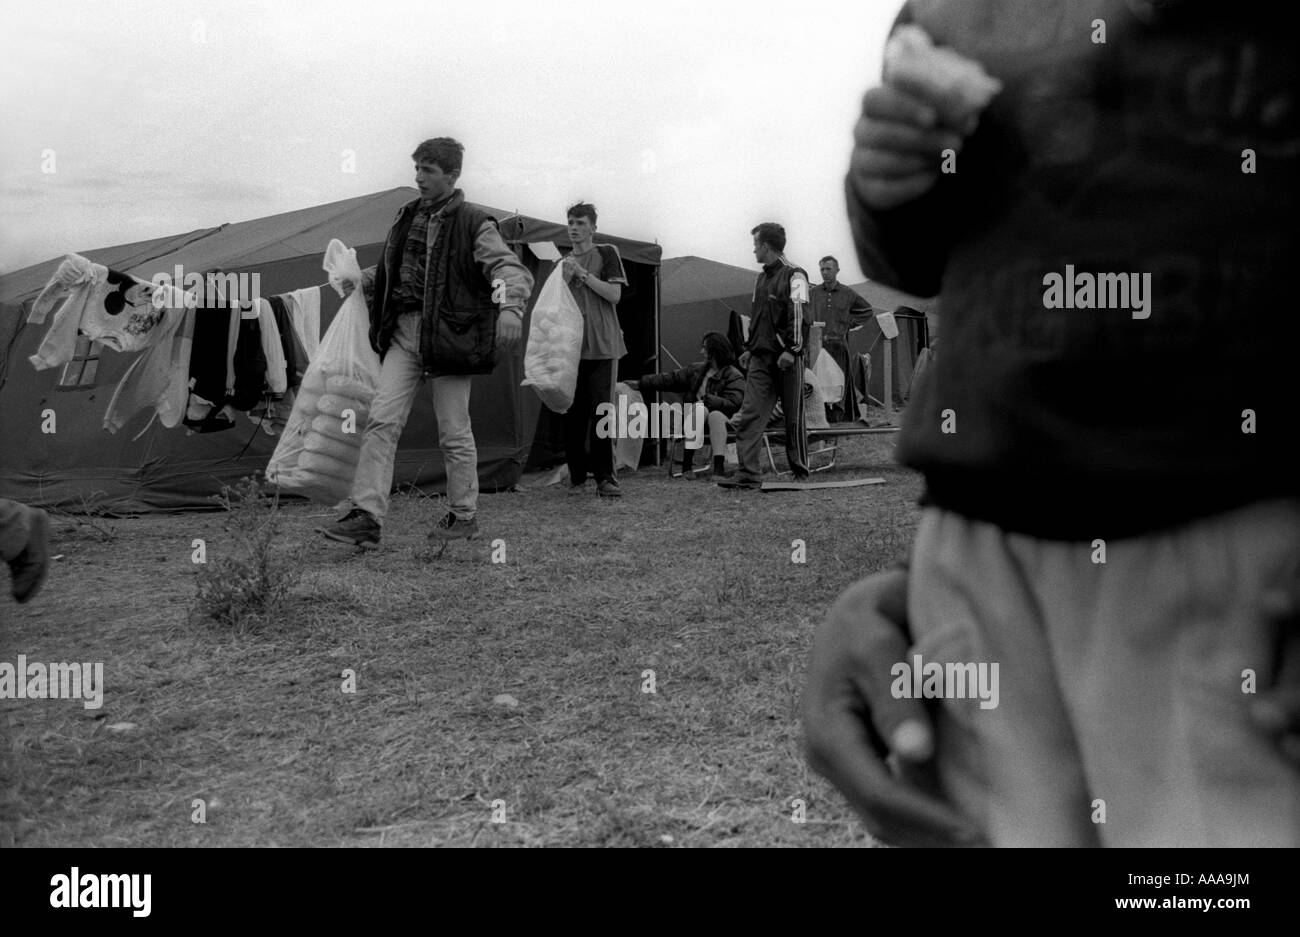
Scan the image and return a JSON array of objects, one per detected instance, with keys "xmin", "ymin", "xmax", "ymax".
[
  {"xmin": 282, "ymin": 286, "xmax": 320, "ymax": 362},
  {"xmin": 252, "ymin": 297, "xmax": 288, "ymax": 394},
  {"xmin": 267, "ymin": 295, "xmax": 304, "ymax": 389}
]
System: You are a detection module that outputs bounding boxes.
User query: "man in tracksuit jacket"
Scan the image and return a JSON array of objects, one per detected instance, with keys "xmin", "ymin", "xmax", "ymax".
[
  {"xmin": 718, "ymin": 222, "xmax": 812, "ymax": 489},
  {"xmin": 318, "ymin": 137, "xmax": 533, "ymax": 548}
]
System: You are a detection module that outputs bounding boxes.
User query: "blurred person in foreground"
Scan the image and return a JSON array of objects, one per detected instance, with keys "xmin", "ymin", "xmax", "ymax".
[
  {"xmin": 802, "ymin": 0, "xmax": 1299, "ymax": 846},
  {"xmin": 1, "ymin": 499, "xmax": 49, "ymax": 604}
]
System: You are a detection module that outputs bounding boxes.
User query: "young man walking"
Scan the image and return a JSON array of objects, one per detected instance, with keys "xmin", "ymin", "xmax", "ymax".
[
  {"xmin": 560, "ymin": 202, "xmax": 629, "ymax": 498},
  {"xmin": 718, "ymin": 222, "xmax": 812, "ymax": 490},
  {"xmin": 318, "ymin": 137, "xmax": 533, "ymax": 548}
]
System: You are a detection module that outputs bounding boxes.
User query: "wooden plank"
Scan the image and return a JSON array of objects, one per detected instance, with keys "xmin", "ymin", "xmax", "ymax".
[
  {"xmin": 805, "ymin": 427, "xmax": 899, "ymax": 438},
  {"xmin": 761, "ymin": 477, "xmax": 886, "ymax": 491}
]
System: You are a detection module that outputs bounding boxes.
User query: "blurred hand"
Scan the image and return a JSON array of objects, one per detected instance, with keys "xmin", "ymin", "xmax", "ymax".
[
  {"xmin": 624, "ymin": 379, "xmax": 640, "ymax": 391},
  {"xmin": 777, "ymin": 351, "xmax": 795, "ymax": 370},
  {"xmin": 1253, "ymin": 587, "xmax": 1300, "ymax": 765},
  {"xmin": 739, "ymin": 351, "xmax": 751, "ymax": 370},
  {"xmin": 497, "ymin": 310, "xmax": 522, "ymax": 348},
  {"xmin": 849, "ymin": 77, "xmax": 971, "ymax": 211},
  {"xmin": 802, "ymin": 567, "xmax": 987, "ymax": 847},
  {"xmin": 561, "ymin": 256, "xmax": 582, "ymax": 281},
  {"xmin": 339, "ymin": 279, "xmax": 356, "ymax": 299}
]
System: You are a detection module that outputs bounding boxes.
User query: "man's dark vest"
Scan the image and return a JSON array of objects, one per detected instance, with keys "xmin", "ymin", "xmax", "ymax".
[{"xmin": 370, "ymin": 193, "xmax": 501, "ymax": 376}]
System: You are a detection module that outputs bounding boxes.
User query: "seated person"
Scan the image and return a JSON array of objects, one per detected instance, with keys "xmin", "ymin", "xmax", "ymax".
[{"xmin": 629, "ymin": 332, "xmax": 744, "ymax": 479}]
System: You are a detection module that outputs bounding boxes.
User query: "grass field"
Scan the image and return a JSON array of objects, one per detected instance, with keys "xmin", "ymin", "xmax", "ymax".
[{"xmin": 1, "ymin": 432, "xmax": 921, "ymax": 847}]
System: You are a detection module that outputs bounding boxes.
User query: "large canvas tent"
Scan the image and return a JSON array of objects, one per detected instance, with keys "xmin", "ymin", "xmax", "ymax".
[
  {"xmin": 658, "ymin": 255, "xmax": 934, "ymax": 407},
  {"xmin": 0, "ymin": 187, "xmax": 660, "ymax": 512}
]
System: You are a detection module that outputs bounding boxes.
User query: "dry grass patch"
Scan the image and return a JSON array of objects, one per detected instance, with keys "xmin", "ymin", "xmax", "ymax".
[{"xmin": 1, "ymin": 432, "xmax": 917, "ymax": 847}]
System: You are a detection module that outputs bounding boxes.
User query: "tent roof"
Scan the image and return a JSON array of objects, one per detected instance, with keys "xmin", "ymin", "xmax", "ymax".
[
  {"xmin": 0, "ymin": 226, "xmax": 219, "ymax": 304},
  {"xmin": 847, "ymin": 279, "xmax": 935, "ymax": 315},
  {"xmin": 661, "ymin": 255, "xmax": 757, "ymax": 306},
  {"xmin": 0, "ymin": 187, "xmax": 661, "ymax": 306}
]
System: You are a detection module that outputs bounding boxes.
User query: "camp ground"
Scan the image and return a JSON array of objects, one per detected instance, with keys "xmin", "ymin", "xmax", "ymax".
[{"xmin": 0, "ymin": 185, "xmax": 918, "ymax": 849}]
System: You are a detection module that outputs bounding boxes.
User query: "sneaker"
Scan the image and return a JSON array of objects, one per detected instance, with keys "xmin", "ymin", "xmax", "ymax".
[
  {"xmin": 792, "ymin": 472, "xmax": 811, "ymax": 483},
  {"xmin": 716, "ymin": 475, "xmax": 761, "ymax": 490},
  {"xmin": 9, "ymin": 506, "xmax": 50, "ymax": 604},
  {"xmin": 596, "ymin": 477, "xmax": 623, "ymax": 498},
  {"xmin": 567, "ymin": 479, "xmax": 592, "ymax": 495},
  {"xmin": 679, "ymin": 469, "xmax": 697, "ymax": 480},
  {"xmin": 428, "ymin": 512, "xmax": 481, "ymax": 542},
  {"xmin": 316, "ymin": 508, "xmax": 380, "ymax": 548}
]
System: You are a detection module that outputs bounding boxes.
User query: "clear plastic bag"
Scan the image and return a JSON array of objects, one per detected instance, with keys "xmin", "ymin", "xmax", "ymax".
[
  {"xmin": 266, "ymin": 239, "xmax": 381, "ymax": 504},
  {"xmin": 521, "ymin": 264, "xmax": 583, "ymax": 414}
]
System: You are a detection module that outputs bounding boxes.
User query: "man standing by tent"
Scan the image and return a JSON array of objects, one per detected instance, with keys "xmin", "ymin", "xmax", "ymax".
[
  {"xmin": 809, "ymin": 256, "xmax": 872, "ymax": 423},
  {"xmin": 718, "ymin": 222, "xmax": 811, "ymax": 490},
  {"xmin": 318, "ymin": 137, "xmax": 533, "ymax": 548},
  {"xmin": 561, "ymin": 202, "xmax": 629, "ymax": 498}
]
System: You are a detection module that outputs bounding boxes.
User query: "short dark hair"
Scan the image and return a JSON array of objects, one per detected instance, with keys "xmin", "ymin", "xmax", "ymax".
[
  {"xmin": 751, "ymin": 222, "xmax": 786, "ymax": 254},
  {"xmin": 411, "ymin": 137, "xmax": 464, "ymax": 175},
  {"xmin": 567, "ymin": 202, "xmax": 598, "ymax": 224},
  {"xmin": 701, "ymin": 331, "xmax": 735, "ymax": 368},
  {"xmin": 819, "ymin": 255, "xmax": 839, "ymax": 267}
]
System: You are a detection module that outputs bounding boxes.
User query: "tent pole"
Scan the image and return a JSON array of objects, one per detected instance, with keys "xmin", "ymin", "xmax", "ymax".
[
  {"xmin": 883, "ymin": 338, "xmax": 894, "ymax": 425},
  {"xmin": 653, "ymin": 264, "xmax": 661, "ymax": 467}
]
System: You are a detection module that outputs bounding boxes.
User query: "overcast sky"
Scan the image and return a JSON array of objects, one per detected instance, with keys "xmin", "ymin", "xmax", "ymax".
[{"xmin": 0, "ymin": 0, "xmax": 899, "ymax": 279}]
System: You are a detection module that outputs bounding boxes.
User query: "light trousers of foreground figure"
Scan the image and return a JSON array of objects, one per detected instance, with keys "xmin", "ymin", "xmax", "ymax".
[{"xmin": 907, "ymin": 499, "xmax": 1300, "ymax": 847}]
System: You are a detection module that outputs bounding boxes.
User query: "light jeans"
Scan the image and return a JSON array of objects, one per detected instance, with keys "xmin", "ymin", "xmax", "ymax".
[
  {"xmin": 706, "ymin": 409, "xmax": 729, "ymax": 454},
  {"xmin": 907, "ymin": 499, "xmax": 1300, "ymax": 846},
  {"xmin": 350, "ymin": 339, "xmax": 478, "ymax": 523}
]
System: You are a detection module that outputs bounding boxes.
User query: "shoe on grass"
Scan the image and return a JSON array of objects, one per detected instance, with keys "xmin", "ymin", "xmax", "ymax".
[
  {"xmin": 9, "ymin": 506, "xmax": 50, "ymax": 604},
  {"xmin": 567, "ymin": 479, "xmax": 592, "ymax": 495},
  {"xmin": 716, "ymin": 475, "xmax": 761, "ymax": 490},
  {"xmin": 428, "ymin": 511, "xmax": 481, "ymax": 541},
  {"xmin": 597, "ymin": 477, "xmax": 623, "ymax": 498},
  {"xmin": 316, "ymin": 508, "xmax": 380, "ymax": 548}
]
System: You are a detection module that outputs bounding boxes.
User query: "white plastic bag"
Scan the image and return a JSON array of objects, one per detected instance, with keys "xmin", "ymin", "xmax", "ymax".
[
  {"xmin": 613, "ymin": 381, "xmax": 644, "ymax": 472},
  {"xmin": 522, "ymin": 264, "xmax": 583, "ymax": 414},
  {"xmin": 266, "ymin": 239, "xmax": 381, "ymax": 504},
  {"xmin": 813, "ymin": 346, "xmax": 845, "ymax": 404}
]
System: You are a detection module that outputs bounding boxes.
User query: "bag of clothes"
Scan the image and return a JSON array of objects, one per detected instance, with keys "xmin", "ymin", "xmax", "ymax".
[
  {"xmin": 521, "ymin": 264, "xmax": 583, "ymax": 413},
  {"xmin": 266, "ymin": 240, "xmax": 380, "ymax": 504}
]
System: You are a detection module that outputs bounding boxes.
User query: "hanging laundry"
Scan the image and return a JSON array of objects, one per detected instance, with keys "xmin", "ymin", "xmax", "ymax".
[
  {"xmin": 225, "ymin": 294, "xmax": 240, "ymax": 396},
  {"xmin": 186, "ymin": 391, "xmax": 216, "ymax": 423},
  {"xmin": 267, "ymin": 295, "xmax": 305, "ymax": 389},
  {"xmin": 227, "ymin": 317, "xmax": 270, "ymax": 412},
  {"xmin": 184, "ymin": 399, "xmax": 237, "ymax": 434},
  {"xmin": 281, "ymin": 286, "xmax": 320, "ymax": 362},
  {"xmin": 251, "ymin": 297, "xmax": 288, "ymax": 394},
  {"xmin": 103, "ymin": 302, "xmax": 196, "ymax": 435},
  {"xmin": 188, "ymin": 292, "xmax": 236, "ymax": 408},
  {"xmin": 27, "ymin": 257, "xmax": 190, "ymax": 370}
]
